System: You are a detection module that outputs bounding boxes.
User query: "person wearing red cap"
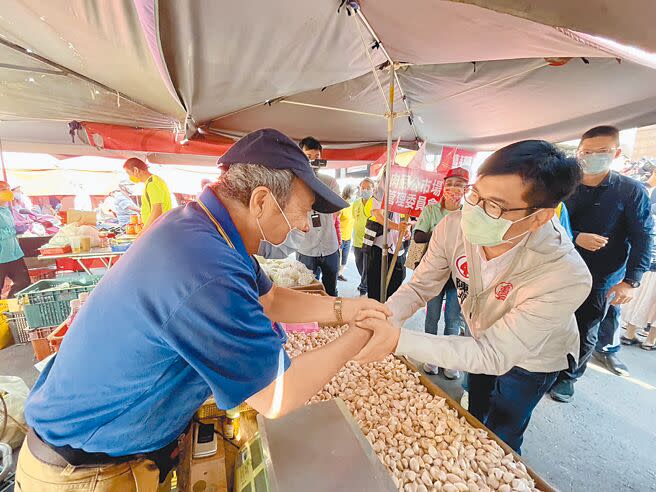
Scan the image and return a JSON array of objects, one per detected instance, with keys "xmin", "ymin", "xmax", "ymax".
[{"xmin": 413, "ymin": 167, "xmax": 469, "ymax": 379}]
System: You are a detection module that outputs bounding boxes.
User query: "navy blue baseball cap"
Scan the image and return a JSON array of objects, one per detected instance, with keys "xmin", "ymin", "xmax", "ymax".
[{"xmin": 217, "ymin": 128, "xmax": 347, "ymax": 213}]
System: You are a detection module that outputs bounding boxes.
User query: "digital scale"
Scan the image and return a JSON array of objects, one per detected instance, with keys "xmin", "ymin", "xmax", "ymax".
[{"xmin": 234, "ymin": 399, "xmax": 397, "ymax": 492}]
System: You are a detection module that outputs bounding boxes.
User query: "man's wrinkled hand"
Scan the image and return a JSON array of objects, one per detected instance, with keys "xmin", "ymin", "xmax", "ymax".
[
  {"xmin": 352, "ymin": 316, "xmax": 401, "ymax": 364},
  {"xmin": 342, "ymin": 298, "xmax": 391, "ymax": 324}
]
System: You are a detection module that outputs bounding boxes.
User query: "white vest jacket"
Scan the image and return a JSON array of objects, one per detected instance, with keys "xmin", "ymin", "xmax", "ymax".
[{"xmin": 388, "ymin": 211, "xmax": 592, "ymax": 375}]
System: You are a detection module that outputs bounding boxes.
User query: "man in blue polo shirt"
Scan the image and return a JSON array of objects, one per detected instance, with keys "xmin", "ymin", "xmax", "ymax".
[{"xmin": 18, "ymin": 129, "xmax": 389, "ymax": 491}]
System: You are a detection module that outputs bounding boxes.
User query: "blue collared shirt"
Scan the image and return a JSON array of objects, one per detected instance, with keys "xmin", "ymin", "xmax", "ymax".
[
  {"xmin": 565, "ymin": 171, "xmax": 654, "ymax": 289},
  {"xmin": 25, "ymin": 188, "xmax": 290, "ymax": 456}
]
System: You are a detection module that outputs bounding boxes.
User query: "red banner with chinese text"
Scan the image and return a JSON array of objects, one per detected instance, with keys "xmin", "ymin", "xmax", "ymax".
[
  {"xmin": 385, "ymin": 165, "xmax": 446, "ymax": 217},
  {"xmin": 384, "ymin": 147, "xmax": 477, "ymax": 217},
  {"xmin": 439, "ymin": 146, "xmax": 477, "ymax": 172}
]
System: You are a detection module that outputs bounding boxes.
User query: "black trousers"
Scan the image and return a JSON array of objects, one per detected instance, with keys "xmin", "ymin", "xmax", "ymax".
[
  {"xmin": 558, "ymin": 287, "xmax": 609, "ymax": 382},
  {"xmin": 0, "ymin": 257, "xmax": 30, "ymax": 298},
  {"xmin": 297, "ymin": 251, "xmax": 339, "ymax": 296},
  {"xmin": 595, "ymin": 304, "xmax": 621, "ymax": 353},
  {"xmin": 353, "ymin": 246, "xmax": 368, "ymax": 294},
  {"xmin": 367, "ymin": 245, "xmax": 405, "ymax": 302}
]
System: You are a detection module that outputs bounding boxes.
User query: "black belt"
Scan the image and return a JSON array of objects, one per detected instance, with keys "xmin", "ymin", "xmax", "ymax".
[{"xmin": 27, "ymin": 428, "xmax": 184, "ymax": 482}]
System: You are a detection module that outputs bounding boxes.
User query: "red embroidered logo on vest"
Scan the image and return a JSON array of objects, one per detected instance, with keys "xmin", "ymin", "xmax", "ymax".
[
  {"xmin": 495, "ymin": 282, "xmax": 513, "ymax": 301},
  {"xmin": 455, "ymin": 255, "xmax": 469, "ymax": 279}
]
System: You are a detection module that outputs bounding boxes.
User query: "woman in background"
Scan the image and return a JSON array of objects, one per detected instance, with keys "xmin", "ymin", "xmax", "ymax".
[
  {"xmin": 0, "ymin": 181, "xmax": 30, "ymax": 298},
  {"xmin": 413, "ymin": 168, "xmax": 469, "ymax": 378}
]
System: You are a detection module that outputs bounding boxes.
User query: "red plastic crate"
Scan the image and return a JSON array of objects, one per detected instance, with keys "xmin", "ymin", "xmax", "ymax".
[
  {"xmin": 47, "ymin": 321, "xmax": 69, "ymax": 352},
  {"xmin": 28, "ymin": 326, "xmax": 57, "ymax": 361},
  {"xmin": 28, "ymin": 268, "xmax": 57, "ymax": 283},
  {"xmin": 55, "ymin": 257, "xmax": 107, "ymax": 272},
  {"xmin": 39, "ymin": 245, "xmax": 72, "ymax": 256}
]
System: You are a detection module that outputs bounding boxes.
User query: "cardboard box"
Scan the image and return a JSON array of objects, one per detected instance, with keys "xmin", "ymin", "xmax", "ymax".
[
  {"xmin": 66, "ymin": 210, "xmax": 97, "ymax": 226},
  {"xmin": 177, "ymin": 419, "xmax": 228, "ymax": 492}
]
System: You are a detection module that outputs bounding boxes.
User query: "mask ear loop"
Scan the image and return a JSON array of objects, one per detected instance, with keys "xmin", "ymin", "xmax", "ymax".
[
  {"xmin": 269, "ymin": 193, "xmax": 293, "ymax": 231},
  {"xmin": 256, "ymin": 218, "xmax": 267, "ymax": 242},
  {"xmin": 257, "ymin": 191, "xmax": 294, "ymax": 243},
  {"xmin": 502, "ymin": 208, "xmax": 543, "ymax": 243}
]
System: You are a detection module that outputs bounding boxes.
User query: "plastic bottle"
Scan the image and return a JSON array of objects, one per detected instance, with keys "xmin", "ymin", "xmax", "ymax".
[
  {"xmin": 223, "ymin": 415, "xmax": 234, "ymax": 439},
  {"xmin": 224, "ymin": 408, "xmax": 241, "ymax": 440}
]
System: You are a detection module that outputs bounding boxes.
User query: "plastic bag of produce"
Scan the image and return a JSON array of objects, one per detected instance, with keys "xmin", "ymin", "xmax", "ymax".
[
  {"xmin": 256, "ymin": 256, "xmax": 317, "ymax": 287},
  {"xmin": 45, "ymin": 224, "xmax": 101, "ymax": 248},
  {"xmin": 0, "ymin": 375, "xmax": 29, "ymax": 449}
]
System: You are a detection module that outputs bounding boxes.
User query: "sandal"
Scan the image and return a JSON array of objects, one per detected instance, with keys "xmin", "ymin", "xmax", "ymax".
[
  {"xmin": 620, "ymin": 335, "xmax": 641, "ymax": 346},
  {"xmin": 640, "ymin": 343, "xmax": 655, "ymax": 351}
]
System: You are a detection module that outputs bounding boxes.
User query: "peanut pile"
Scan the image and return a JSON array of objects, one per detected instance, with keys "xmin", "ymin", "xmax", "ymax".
[{"xmin": 285, "ymin": 327, "xmax": 539, "ymax": 492}]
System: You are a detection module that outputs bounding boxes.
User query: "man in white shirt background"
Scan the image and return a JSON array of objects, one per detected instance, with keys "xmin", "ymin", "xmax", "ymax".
[{"xmin": 296, "ymin": 136, "xmax": 342, "ymax": 296}]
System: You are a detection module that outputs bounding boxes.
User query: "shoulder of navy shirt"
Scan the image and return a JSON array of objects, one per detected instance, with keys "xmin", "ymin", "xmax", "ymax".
[
  {"xmin": 566, "ymin": 171, "xmax": 654, "ymax": 288},
  {"xmin": 24, "ymin": 188, "xmax": 290, "ymax": 456}
]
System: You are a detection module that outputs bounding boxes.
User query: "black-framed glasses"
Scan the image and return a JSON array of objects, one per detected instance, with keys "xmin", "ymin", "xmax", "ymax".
[{"xmin": 463, "ymin": 185, "xmax": 538, "ymax": 220}]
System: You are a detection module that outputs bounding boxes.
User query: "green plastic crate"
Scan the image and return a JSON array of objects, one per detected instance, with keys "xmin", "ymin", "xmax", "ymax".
[
  {"xmin": 17, "ymin": 276, "xmax": 102, "ymax": 329},
  {"xmin": 55, "ymin": 272, "xmax": 105, "ymax": 283}
]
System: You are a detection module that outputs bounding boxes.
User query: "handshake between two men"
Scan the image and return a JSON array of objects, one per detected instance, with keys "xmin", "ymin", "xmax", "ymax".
[{"xmin": 346, "ymin": 298, "xmax": 402, "ymax": 364}]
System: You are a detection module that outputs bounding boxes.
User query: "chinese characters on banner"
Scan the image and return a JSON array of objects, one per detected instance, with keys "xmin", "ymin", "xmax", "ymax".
[
  {"xmin": 436, "ymin": 146, "xmax": 477, "ymax": 177},
  {"xmin": 385, "ymin": 165, "xmax": 445, "ymax": 217},
  {"xmin": 384, "ymin": 146, "xmax": 476, "ymax": 217}
]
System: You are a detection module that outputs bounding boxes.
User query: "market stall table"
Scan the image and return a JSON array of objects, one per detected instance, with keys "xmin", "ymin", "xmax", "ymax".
[{"xmin": 37, "ymin": 248, "xmax": 126, "ymax": 274}]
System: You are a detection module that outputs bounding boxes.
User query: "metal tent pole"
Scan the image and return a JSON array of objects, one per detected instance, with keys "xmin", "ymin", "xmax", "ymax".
[
  {"xmin": 0, "ymin": 137, "xmax": 6, "ymax": 182},
  {"xmin": 379, "ymin": 66, "xmax": 395, "ymax": 302}
]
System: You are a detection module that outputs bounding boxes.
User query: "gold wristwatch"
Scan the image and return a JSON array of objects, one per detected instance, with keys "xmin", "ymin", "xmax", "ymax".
[{"xmin": 334, "ymin": 297, "xmax": 344, "ymax": 325}]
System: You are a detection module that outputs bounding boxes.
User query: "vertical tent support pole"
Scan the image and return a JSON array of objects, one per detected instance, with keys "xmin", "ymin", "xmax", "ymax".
[
  {"xmin": 0, "ymin": 137, "xmax": 6, "ymax": 182},
  {"xmin": 379, "ymin": 66, "xmax": 395, "ymax": 302}
]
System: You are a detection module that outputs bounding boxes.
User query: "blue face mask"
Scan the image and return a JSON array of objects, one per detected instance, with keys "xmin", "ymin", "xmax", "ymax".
[
  {"xmin": 581, "ymin": 152, "xmax": 614, "ymax": 175},
  {"xmin": 360, "ymin": 189, "xmax": 373, "ymax": 200},
  {"xmin": 256, "ymin": 194, "xmax": 306, "ymax": 259}
]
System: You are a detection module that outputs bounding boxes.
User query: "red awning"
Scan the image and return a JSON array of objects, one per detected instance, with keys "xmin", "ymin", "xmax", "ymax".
[
  {"xmin": 82, "ymin": 122, "xmax": 233, "ymax": 157},
  {"xmin": 81, "ymin": 122, "xmax": 387, "ymax": 162}
]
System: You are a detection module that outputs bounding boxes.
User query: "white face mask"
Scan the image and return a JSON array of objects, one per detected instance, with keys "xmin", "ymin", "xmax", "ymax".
[
  {"xmin": 460, "ymin": 202, "xmax": 541, "ymax": 247},
  {"xmin": 580, "ymin": 152, "xmax": 614, "ymax": 175},
  {"xmin": 256, "ymin": 194, "xmax": 306, "ymax": 259}
]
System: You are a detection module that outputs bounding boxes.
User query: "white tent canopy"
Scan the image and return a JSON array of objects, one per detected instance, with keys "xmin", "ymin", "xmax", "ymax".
[
  {"xmin": 1, "ymin": 0, "xmax": 656, "ymax": 152},
  {"xmin": 2, "ymin": 151, "xmax": 219, "ymax": 195}
]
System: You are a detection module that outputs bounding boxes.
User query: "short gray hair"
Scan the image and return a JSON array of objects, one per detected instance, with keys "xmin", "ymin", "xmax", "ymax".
[{"xmin": 213, "ymin": 164, "xmax": 295, "ymax": 208}]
